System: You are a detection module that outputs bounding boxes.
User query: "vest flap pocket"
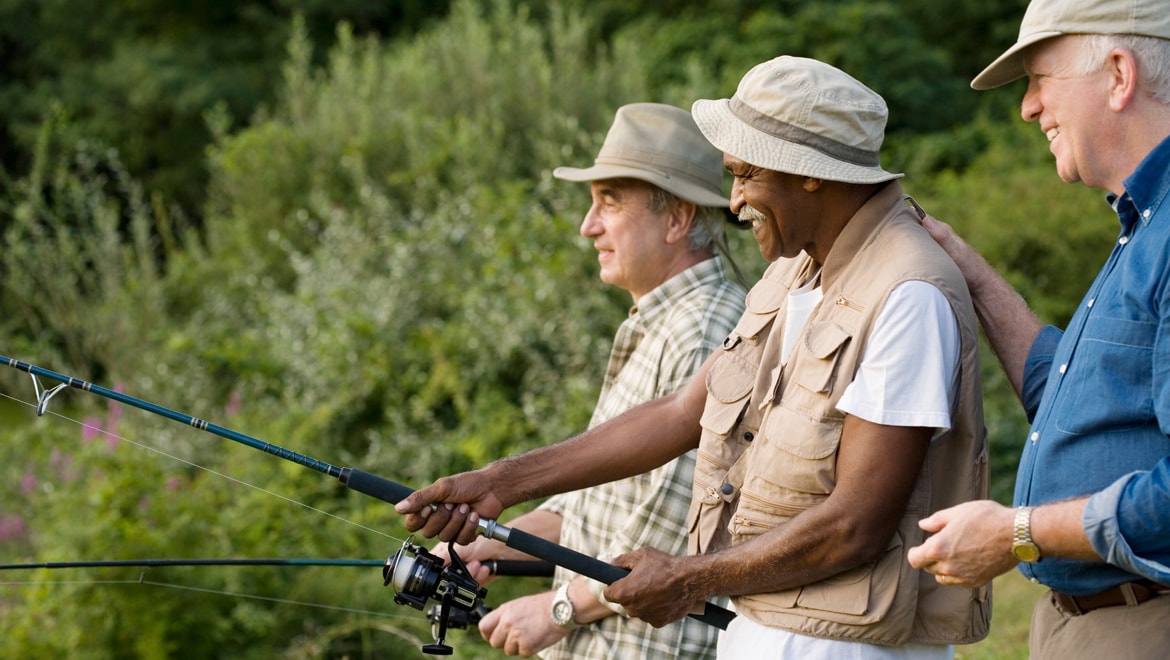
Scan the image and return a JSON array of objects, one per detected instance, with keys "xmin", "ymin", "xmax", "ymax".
[
  {"xmin": 761, "ymin": 405, "xmax": 839, "ymax": 461},
  {"xmin": 745, "ymin": 276, "xmax": 786, "ymax": 314},
  {"xmin": 706, "ymin": 355, "xmax": 755, "ymax": 404},
  {"xmin": 728, "ymin": 310, "xmax": 773, "ymax": 344},
  {"xmin": 801, "ymin": 320, "xmax": 851, "ymax": 359},
  {"xmin": 795, "ymin": 321, "xmax": 852, "ymax": 395}
]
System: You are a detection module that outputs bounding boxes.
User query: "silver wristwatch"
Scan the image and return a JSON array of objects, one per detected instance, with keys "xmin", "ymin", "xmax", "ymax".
[{"xmin": 550, "ymin": 582, "xmax": 579, "ymax": 629}]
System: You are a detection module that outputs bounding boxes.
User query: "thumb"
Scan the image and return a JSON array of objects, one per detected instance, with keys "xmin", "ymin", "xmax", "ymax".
[{"xmin": 917, "ymin": 508, "xmax": 950, "ymax": 533}]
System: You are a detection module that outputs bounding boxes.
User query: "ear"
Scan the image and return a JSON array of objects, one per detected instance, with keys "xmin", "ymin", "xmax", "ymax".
[
  {"xmin": 664, "ymin": 200, "xmax": 697, "ymax": 244},
  {"xmin": 1106, "ymin": 47, "xmax": 1139, "ymax": 112},
  {"xmin": 802, "ymin": 177, "xmax": 824, "ymax": 193}
]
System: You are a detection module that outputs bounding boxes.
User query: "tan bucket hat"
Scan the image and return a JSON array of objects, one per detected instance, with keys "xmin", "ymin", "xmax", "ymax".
[
  {"xmin": 690, "ymin": 56, "xmax": 902, "ymax": 186},
  {"xmin": 973, "ymin": 0, "xmax": 1170, "ymax": 90},
  {"xmin": 553, "ymin": 102, "xmax": 729, "ymax": 208}
]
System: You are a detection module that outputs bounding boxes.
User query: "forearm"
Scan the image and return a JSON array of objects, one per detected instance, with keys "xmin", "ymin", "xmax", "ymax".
[
  {"xmin": 687, "ymin": 499, "xmax": 896, "ymax": 602},
  {"xmin": 966, "ymin": 262, "xmax": 1043, "ymax": 399},
  {"xmin": 489, "ymin": 391, "xmax": 703, "ymax": 507},
  {"xmin": 566, "ymin": 576, "xmax": 621, "ymax": 624},
  {"xmin": 1032, "ymin": 497, "xmax": 1099, "ymax": 561}
]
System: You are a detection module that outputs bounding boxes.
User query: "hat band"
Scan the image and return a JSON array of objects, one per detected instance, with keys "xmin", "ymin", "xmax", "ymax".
[{"xmin": 728, "ymin": 97, "xmax": 880, "ymax": 167}]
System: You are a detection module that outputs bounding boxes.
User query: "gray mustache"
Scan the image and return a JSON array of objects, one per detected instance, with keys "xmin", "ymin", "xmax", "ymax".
[{"xmin": 738, "ymin": 205, "xmax": 766, "ymax": 225}]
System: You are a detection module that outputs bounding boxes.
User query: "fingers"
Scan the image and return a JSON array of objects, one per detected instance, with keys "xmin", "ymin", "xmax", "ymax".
[
  {"xmin": 408, "ymin": 501, "xmax": 480, "ymax": 543},
  {"xmin": 394, "ymin": 481, "xmax": 444, "ymax": 516}
]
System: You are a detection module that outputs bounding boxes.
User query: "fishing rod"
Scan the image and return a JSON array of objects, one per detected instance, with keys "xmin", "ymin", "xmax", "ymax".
[
  {"xmin": 0, "ymin": 557, "xmax": 552, "ymax": 576},
  {"xmin": 3, "ymin": 355, "xmax": 734, "ymax": 654}
]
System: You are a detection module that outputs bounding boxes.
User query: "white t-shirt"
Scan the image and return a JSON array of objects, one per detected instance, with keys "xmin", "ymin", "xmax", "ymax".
[
  {"xmin": 721, "ymin": 279, "xmax": 960, "ymax": 659},
  {"xmin": 783, "ymin": 279, "xmax": 959, "ymax": 431}
]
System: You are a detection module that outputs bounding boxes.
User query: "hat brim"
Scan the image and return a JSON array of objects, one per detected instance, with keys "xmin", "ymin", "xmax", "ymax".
[
  {"xmin": 552, "ymin": 164, "xmax": 730, "ymax": 208},
  {"xmin": 971, "ymin": 29, "xmax": 1063, "ymax": 90},
  {"xmin": 691, "ymin": 99, "xmax": 902, "ymax": 185}
]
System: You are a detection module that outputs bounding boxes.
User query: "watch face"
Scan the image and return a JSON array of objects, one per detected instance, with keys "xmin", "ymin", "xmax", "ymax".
[
  {"xmin": 1013, "ymin": 543, "xmax": 1041, "ymax": 563},
  {"xmin": 553, "ymin": 601, "xmax": 573, "ymax": 625}
]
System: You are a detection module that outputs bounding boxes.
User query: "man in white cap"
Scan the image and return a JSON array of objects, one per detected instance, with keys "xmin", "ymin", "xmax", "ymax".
[
  {"xmin": 906, "ymin": 0, "xmax": 1170, "ymax": 657},
  {"xmin": 434, "ymin": 102, "xmax": 745, "ymax": 658},
  {"xmin": 400, "ymin": 57, "xmax": 990, "ymax": 659}
]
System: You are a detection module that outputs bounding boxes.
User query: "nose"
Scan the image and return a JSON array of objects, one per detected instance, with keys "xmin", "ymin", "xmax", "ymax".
[
  {"xmin": 1020, "ymin": 78, "xmax": 1041, "ymax": 123},
  {"xmin": 580, "ymin": 203, "xmax": 603, "ymax": 238},
  {"xmin": 729, "ymin": 178, "xmax": 745, "ymax": 215}
]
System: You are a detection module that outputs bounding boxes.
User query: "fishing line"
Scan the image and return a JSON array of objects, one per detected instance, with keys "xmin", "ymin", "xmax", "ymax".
[{"xmin": 0, "ymin": 576, "xmax": 410, "ymax": 620}]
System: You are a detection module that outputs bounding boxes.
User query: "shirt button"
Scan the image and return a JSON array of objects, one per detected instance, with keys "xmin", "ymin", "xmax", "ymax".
[
  {"xmin": 1119, "ymin": 236, "xmax": 1130, "ymax": 245},
  {"xmin": 1144, "ymin": 209, "xmax": 1152, "ymax": 219},
  {"xmin": 1087, "ymin": 298, "xmax": 1095, "ymax": 308},
  {"xmin": 1030, "ymin": 577, "xmax": 1040, "ymax": 584},
  {"xmin": 743, "ymin": 431, "xmax": 754, "ymax": 442},
  {"xmin": 1031, "ymin": 432, "xmax": 1040, "ymax": 442},
  {"xmin": 1059, "ymin": 364, "xmax": 1068, "ymax": 374}
]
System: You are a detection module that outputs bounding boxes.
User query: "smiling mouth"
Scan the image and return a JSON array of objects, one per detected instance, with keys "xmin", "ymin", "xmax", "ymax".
[{"xmin": 1046, "ymin": 126, "xmax": 1061, "ymax": 142}]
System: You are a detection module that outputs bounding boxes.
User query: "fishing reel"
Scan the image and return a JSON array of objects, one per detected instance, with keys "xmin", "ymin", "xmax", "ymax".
[{"xmin": 384, "ymin": 537, "xmax": 487, "ymax": 655}]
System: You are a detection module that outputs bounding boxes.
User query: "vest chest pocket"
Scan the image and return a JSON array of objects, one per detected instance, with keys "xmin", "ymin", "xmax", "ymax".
[{"xmin": 793, "ymin": 319, "xmax": 853, "ymax": 396}]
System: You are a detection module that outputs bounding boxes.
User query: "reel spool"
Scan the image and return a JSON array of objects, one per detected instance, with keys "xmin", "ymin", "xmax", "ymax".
[{"xmin": 384, "ymin": 537, "xmax": 487, "ymax": 655}]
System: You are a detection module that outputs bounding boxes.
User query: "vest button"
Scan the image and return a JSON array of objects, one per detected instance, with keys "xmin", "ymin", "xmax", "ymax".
[{"xmin": 721, "ymin": 483, "xmax": 734, "ymax": 495}]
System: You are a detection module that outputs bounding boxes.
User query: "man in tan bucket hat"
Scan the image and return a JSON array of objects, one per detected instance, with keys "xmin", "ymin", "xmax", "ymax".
[
  {"xmin": 432, "ymin": 102, "xmax": 745, "ymax": 658},
  {"xmin": 906, "ymin": 0, "xmax": 1170, "ymax": 658},
  {"xmin": 399, "ymin": 57, "xmax": 989, "ymax": 659}
]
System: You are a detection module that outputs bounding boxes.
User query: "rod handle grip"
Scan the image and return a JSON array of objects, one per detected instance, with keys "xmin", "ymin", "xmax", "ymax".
[
  {"xmin": 484, "ymin": 559, "xmax": 555, "ymax": 577},
  {"xmin": 338, "ymin": 468, "xmax": 415, "ymax": 504}
]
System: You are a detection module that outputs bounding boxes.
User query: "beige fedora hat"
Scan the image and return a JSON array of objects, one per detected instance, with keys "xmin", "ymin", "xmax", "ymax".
[
  {"xmin": 691, "ymin": 56, "xmax": 902, "ymax": 186},
  {"xmin": 973, "ymin": 0, "xmax": 1170, "ymax": 90},
  {"xmin": 553, "ymin": 102, "xmax": 729, "ymax": 208}
]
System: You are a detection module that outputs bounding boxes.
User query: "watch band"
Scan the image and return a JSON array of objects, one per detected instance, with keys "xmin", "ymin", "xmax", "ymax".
[
  {"xmin": 1012, "ymin": 505, "xmax": 1041, "ymax": 563},
  {"xmin": 551, "ymin": 582, "xmax": 579, "ymax": 629}
]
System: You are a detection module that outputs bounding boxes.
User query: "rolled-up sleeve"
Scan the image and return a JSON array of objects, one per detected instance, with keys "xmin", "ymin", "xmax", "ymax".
[{"xmin": 1084, "ymin": 459, "xmax": 1170, "ymax": 584}]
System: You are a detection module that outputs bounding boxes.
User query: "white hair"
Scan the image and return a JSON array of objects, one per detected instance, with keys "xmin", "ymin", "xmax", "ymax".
[{"xmin": 1069, "ymin": 34, "xmax": 1170, "ymax": 104}]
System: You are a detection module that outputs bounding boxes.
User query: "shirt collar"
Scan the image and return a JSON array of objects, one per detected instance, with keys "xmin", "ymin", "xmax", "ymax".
[
  {"xmin": 1114, "ymin": 133, "xmax": 1170, "ymax": 233},
  {"xmin": 631, "ymin": 255, "xmax": 728, "ymax": 322}
]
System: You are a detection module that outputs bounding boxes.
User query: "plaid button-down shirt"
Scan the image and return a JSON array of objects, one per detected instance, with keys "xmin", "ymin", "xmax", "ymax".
[{"xmin": 539, "ymin": 256, "xmax": 745, "ymax": 659}]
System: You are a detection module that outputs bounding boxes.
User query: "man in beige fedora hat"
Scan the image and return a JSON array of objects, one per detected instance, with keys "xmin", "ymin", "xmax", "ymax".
[
  {"xmin": 906, "ymin": 0, "xmax": 1170, "ymax": 657},
  {"xmin": 400, "ymin": 57, "xmax": 989, "ymax": 659},
  {"xmin": 431, "ymin": 102, "xmax": 745, "ymax": 658}
]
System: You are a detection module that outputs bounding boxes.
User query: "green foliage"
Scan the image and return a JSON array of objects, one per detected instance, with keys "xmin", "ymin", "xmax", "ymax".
[
  {"xmin": 0, "ymin": 0, "xmax": 1120, "ymax": 656},
  {"xmin": 0, "ymin": 108, "xmax": 192, "ymax": 382}
]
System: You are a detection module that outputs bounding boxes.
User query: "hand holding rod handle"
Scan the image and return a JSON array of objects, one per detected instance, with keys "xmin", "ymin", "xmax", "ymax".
[{"xmin": 339, "ymin": 468, "xmax": 735, "ymax": 630}]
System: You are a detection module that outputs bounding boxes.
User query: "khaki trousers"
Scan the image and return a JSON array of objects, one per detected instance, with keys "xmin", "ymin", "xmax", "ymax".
[{"xmin": 1030, "ymin": 589, "xmax": 1170, "ymax": 659}]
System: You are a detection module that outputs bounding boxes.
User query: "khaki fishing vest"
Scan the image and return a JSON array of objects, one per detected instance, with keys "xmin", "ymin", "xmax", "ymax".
[{"xmin": 688, "ymin": 183, "xmax": 990, "ymax": 646}]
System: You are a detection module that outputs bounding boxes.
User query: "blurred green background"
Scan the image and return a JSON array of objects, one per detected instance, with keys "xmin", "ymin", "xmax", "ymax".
[{"xmin": 0, "ymin": 0, "xmax": 1108, "ymax": 657}]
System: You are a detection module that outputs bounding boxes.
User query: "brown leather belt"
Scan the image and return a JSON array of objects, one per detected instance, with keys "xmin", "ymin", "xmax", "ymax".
[{"xmin": 1051, "ymin": 580, "xmax": 1170, "ymax": 616}]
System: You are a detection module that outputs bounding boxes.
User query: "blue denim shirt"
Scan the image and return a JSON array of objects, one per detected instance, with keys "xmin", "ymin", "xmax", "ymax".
[{"xmin": 1017, "ymin": 134, "xmax": 1170, "ymax": 595}]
